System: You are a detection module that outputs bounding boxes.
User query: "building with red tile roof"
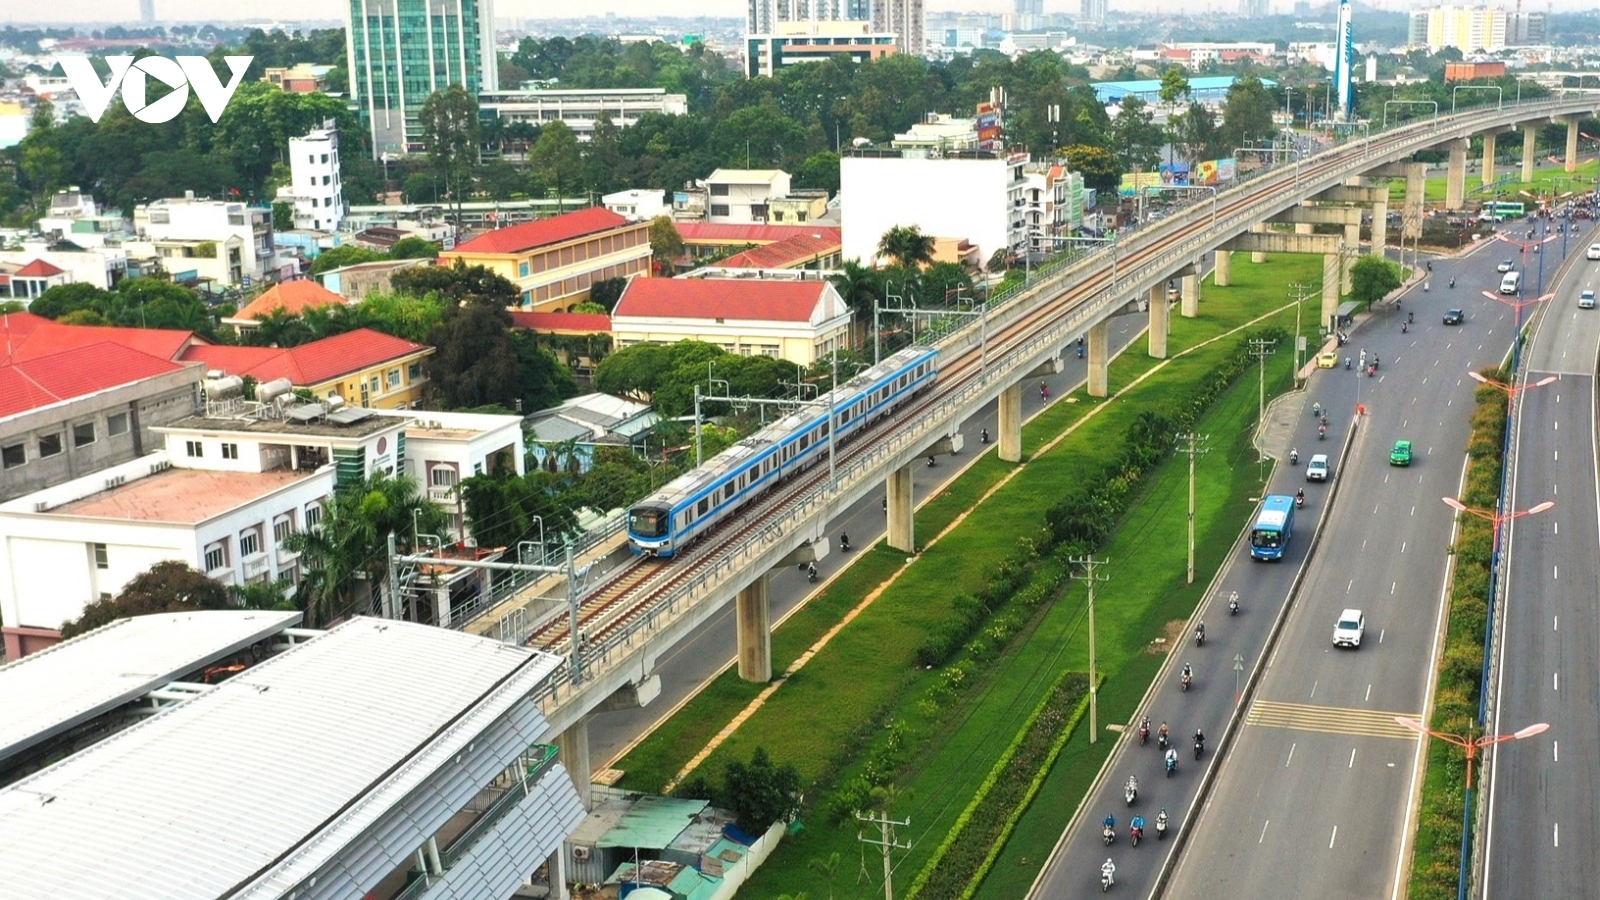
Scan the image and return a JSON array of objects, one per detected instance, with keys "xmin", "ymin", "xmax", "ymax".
[
  {"xmin": 507, "ymin": 311, "xmax": 613, "ymax": 375},
  {"xmin": 222, "ymin": 280, "xmax": 349, "ymax": 332},
  {"xmin": 1, "ymin": 338, "xmax": 204, "ymax": 503},
  {"xmin": 716, "ymin": 230, "xmax": 843, "ymax": 270},
  {"xmin": 0, "ymin": 311, "xmax": 201, "ymax": 363},
  {"xmin": 181, "ymin": 328, "xmax": 433, "ymax": 409},
  {"xmin": 673, "ymin": 223, "xmax": 843, "ymax": 268},
  {"xmin": 610, "ymin": 275, "xmax": 852, "ymax": 366},
  {"xmin": 1, "ymin": 259, "xmax": 71, "ymax": 301},
  {"xmin": 440, "ymin": 207, "xmax": 652, "ymax": 312}
]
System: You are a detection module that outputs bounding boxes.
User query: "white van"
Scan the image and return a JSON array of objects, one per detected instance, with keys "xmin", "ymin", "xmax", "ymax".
[{"xmin": 1499, "ymin": 271, "xmax": 1521, "ymax": 295}]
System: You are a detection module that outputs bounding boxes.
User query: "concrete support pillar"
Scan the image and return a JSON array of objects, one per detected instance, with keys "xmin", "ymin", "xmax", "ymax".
[
  {"xmin": 1342, "ymin": 223, "xmax": 1359, "ymax": 294},
  {"xmin": 735, "ymin": 573, "xmax": 772, "ymax": 682},
  {"xmin": 886, "ymin": 464, "xmax": 914, "ymax": 552},
  {"xmin": 1147, "ymin": 285, "xmax": 1169, "ymax": 359},
  {"xmin": 1087, "ymin": 320, "xmax": 1110, "ymax": 398},
  {"xmin": 1322, "ymin": 254, "xmax": 1340, "ymax": 325},
  {"xmin": 1213, "ymin": 249, "xmax": 1232, "ymax": 286},
  {"xmin": 1446, "ymin": 141, "xmax": 1468, "ymax": 210},
  {"xmin": 1482, "ymin": 131, "xmax": 1497, "ymax": 186},
  {"xmin": 1405, "ymin": 163, "xmax": 1426, "ymax": 239},
  {"xmin": 1371, "ymin": 198, "xmax": 1388, "ymax": 258},
  {"xmin": 1251, "ymin": 226, "xmax": 1266, "ymax": 263},
  {"xmin": 998, "ymin": 381, "xmax": 1023, "ymax": 463},
  {"xmin": 433, "ymin": 579, "xmax": 451, "ymax": 628},
  {"xmin": 1567, "ymin": 118, "xmax": 1580, "ymax": 174},
  {"xmin": 546, "ymin": 852, "xmax": 570, "ymax": 900},
  {"xmin": 1181, "ymin": 272, "xmax": 1199, "ymax": 317},
  {"xmin": 1523, "ymin": 125, "xmax": 1538, "ymax": 183},
  {"xmin": 556, "ymin": 717, "xmax": 592, "ymax": 811}
]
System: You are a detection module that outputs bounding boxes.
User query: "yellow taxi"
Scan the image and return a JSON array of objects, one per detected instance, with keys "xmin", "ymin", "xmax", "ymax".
[{"xmin": 1317, "ymin": 350, "xmax": 1339, "ymax": 368}]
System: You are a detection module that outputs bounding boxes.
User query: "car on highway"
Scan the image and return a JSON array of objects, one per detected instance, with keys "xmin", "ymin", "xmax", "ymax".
[
  {"xmin": 1333, "ymin": 609, "xmax": 1366, "ymax": 649},
  {"xmin": 1317, "ymin": 350, "xmax": 1339, "ymax": 368},
  {"xmin": 1497, "ymin": 258, "xmax": 1515, "ymax": 272},
  {"xmin": 1306, "ymin": 454, "xmax": 1330, "ymax": 481},
  {"xmin": 1389, "ymin": 440, "xmax": 1413, "ymax": 466},
  {"xmin": 1444, "ymin": 308, "xmax": 1465, "ymax": 325},
  {"xmin": 1581, "ymin": 290, "xmax": 1596, "ymax": 309},
  {"xmin": 1587, "ymin": 243, "xmax": 1600, "ymax": 260}
]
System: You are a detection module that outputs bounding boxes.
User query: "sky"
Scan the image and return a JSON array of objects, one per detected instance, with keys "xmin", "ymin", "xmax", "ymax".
[{"xmin": 3, "ymin": 0, "xmax": 1597, "ymax": 24}]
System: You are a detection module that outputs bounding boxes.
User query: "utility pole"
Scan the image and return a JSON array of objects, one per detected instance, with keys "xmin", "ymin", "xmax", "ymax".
[
  {"xmin": 855, "ymin": 809, "xmax": 911, "ymax": 900},
  {"xmin": 1249, "ymin": 337, "xmax": 1278, "ymax": 464},
  {"xmin": 1288, "ymin": 281, "xmax": 1314, "ymax": 382},
  {"xmin": 1174, "ymin": 434, "xmax": 1210, "ymax": 585},
  {"xmin": 1069, "ymin": 554, "xmax": 1110, "ymax": 743}
]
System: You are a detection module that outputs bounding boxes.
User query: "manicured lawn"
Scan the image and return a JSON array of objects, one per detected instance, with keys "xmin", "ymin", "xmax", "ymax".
[
  {"xmin": 1385, "ymin": 158, "xmax": 1599, "ymax": 204},
  {"xmin": 612, "ymin": 255, "xmax": 1323, "ymax": 898}
]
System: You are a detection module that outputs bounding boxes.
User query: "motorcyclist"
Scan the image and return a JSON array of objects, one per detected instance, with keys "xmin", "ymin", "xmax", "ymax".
[
  {"xmin": 1319, "ymin": 423, "xmax": 1327, "ymax": 439},
  {"xmin": 1295, "ymin": 486, "xmax": 1305, "ymax": 503},
  {"xmin": 1289, "ymin": 447, "xmax": 1299, "ymax": 465},
  {"xmin": 1228, "ymin": 591, "xmax": 1240, "ymax": 613},
  {"xmin": 1195, "ymin": 621, "xmax": 1205, "ymax": 645},
  {"xmin": 1312, "ymin": 401, "xmax": 1322, "ymax": 419},
  {"xmin": 1194, "ymin": 728, "xmax": 1206, "ymax": 759},
  {"xmin": 1344, "ymin": 356, "xmax": 1351, "ymax": 370},
  {"xmin": 1165, "ymin": 746, "xmax": 1178, "ymax": 773},
  {"xmin": 1403, "ymin": 320, "xmax": 1409, "ymax": 333},
  {"xmin": 927, "ymin": 455, "xmax": 936, "ymax": 467},
  {"xmin": 1130, "ymin": 815, "xmax": 1146, "ymax": 844},
  {"xmin": 1040, "ymin": 381, "xmax": 1049, "ymax": 399},
  {"xmin": 1102, "ymin": 858, "xmax": 1116, "ymax": 887},
  {"xmin": 980, "ymin": 427, "xmax": 990, "ymax": 444},
  {"xmin": 840, "ymin": 532, "xmax": 850, "ymax": 552},
  {"xmin": 1424, "ymin": 280, "xmax": 1430, "ymax": 291},
  {"xmin": 1103, "ymin": 814, "xmax": 1116, "ymax": 845},
  {"xmin": 1158, "ymin": 721, "xmax": 1170, "ymax": 747},
  {"xmin": 1180, "ymin": 663, "xmax": 1193, "ymax": 689},
  {"xmin": 1449, "ymin": 276, "xmax": 1455, "ymax": 288},
  {"xmin": 1126, "ymin": 774, "xmax": 1139, "ymax": 797},
  {"xmin": 1408, "ymin": 310, "xmax": 1414, "ymax": 324},
  {"xmin": 1426, "ymin": 260, "xmax": 1433, "ymax": 272},
  {"xmin": 1156, "ymin": 808, "xmax": 1169, "ymax": 838},
  {"xmin": 807, "ymin": 561, "xmax": 818, "ymax": 581},
  {"xmin": 1138, "ymin": 716, "xmax": 1151, "ymax": 745}
]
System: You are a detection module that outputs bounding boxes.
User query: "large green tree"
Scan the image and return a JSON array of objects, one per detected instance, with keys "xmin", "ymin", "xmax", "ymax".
[
  {"xmin": 60, "ymin": 561, "xmax": 237, "ymax": 638},
  {"xmin": 425, "ymin": 300, "xmax": 524, "ymax": 410},
  {"xmin": 876, "ymin": 224, "xmax": 937, "ymax": 269},
  {"xmin": 1350, "ymin": 254, "xmax": 1403, "ymax": 307},
  {"xmin": 418, "ymin": 84, "xmax": 481, "ymax": 236},
  {"xmin": 1220, "ymin": 75, "xmax": 1279, "ymax": 152},
  {"xmin": 1109, "ymin": 96, "xmax": 1163, "ymax": 173},
  {"xmin": 722, "ymin": 747, "xmax": 803, "ymax": 833},
  {"xmin": 529, "ymin": 120, "xmax": 584, "ymax": 210}
]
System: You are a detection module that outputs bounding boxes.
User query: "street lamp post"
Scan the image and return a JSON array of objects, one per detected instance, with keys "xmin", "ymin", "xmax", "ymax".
[
  {"xmin": 1441, "ymin": 495, "xmax": 1555, "ymax": 568},
  {"xmin": 1393, "ymin": 717, "xmax": 1549, "ymax": 789}
]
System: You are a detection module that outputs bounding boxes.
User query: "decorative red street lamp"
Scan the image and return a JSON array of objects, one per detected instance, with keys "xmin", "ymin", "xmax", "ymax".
[
  {"xmin": 1441, "ymin": 496, "xmax": 1554, "ymax": 545},
  {"xmin": 1394, "ymin": 717, "xmax": 1549, "ymax": 788}
]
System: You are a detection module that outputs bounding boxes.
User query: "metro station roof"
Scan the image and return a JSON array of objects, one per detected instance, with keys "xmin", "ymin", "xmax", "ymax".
[
  {"xmin": 0, "ymin": 610, "xmax": 304, "ymax": 771},
  {"xmin": 0, "ymin": 616, "xmax": 565, "ymax": 900}
]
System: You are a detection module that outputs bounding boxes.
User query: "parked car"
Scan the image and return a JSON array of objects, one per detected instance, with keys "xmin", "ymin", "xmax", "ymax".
[{"xmin": 1317, "ymin": 350, "xmax": 1339, "ymax": 368}]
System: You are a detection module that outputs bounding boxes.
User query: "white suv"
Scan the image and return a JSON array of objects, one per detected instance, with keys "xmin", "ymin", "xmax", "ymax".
[
  {"xmin": 1587, "ymin": 243, "xmax": 1600, "ymax": 261},
  {"xmin": 1305, "ymin": 454, "xmax": 1330, "ymax": 481},
  {"xmin": 1333, "ymin": 609, "xmax": 1365, "ymax": 649}
]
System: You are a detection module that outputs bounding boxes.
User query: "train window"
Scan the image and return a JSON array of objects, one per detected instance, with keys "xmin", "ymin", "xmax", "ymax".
[
  {"xmin": 629, "ymin": 508, "xmax": 668, "ymax": 538},
  {"xmin": 697, "ymin": 498, "xmax": 709, "ymax": 517},
  {"xmin": 724, "ymin": 483, "xmax": 735, "ymax": 500}
]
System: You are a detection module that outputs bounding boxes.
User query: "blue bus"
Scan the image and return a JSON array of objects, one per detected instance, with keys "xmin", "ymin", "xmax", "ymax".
[{"xmin": 1249, "ymin": 495, "xmax": 1296, "ymax": 560}]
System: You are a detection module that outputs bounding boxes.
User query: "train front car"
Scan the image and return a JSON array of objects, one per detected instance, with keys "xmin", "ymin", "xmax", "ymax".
[{"xmin": 626, "ymin": 500, "xmax": 675, "ymax": 557}]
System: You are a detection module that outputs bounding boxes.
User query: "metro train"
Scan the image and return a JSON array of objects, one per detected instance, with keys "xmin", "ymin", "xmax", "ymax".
[{"xmin": 627, "ymin": 346, "xmax": 941, "ymax": 557}]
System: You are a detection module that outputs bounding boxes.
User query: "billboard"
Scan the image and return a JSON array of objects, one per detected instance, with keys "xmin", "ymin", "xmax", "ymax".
[
  {"xmin": 1159, "ymin": 163, "xmax": 1190, "ymax": 186},
  {"xmin": 1118, "ymin": 171, "xmax": 1163, "ymax": 197},
  {"xmin": 1190, "ymin": 158, "xmax": 1238, "ymax": 185}
]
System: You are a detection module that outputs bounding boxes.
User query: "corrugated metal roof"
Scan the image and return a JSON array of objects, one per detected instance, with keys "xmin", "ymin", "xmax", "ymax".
[
  {"xmin": 0, "ymin": 617, "xmax": 564, "ymax": 900},
  {"xmin": 0, "ymin": 611, "xmax": 303, "ymax": 769},
  {"xmin": 596, "ymin": 795, "xmax": 708, "ymax": 850}
]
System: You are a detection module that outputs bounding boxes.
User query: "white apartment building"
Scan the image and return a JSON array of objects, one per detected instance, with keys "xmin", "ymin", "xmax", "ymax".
[
  {"xmin": 0, "ymin": 239, "xmax": 128, "ymax": 291},
  {"xmin": 873, "ymin": 0, "xmax": 926, "ymax": 56},
  {"xmin": 283, "ymin": 123, "xmax": 345, "ymax": 232},
  {"xmin": 840, "ymin": 150, "xmax": 1030, "ymax": 269},
  {"xmin": 891, "ymin": 113, "xmax": 981, "ymax": 157},
  {"xmin": 131, "ymin": 193, "xmax": 275, "ymax": 287},
  {"xmin": 705, "ymin": 169, "xmax": 794, "ymax": 224},
  {"xmin": 365, "ymin": 407, "xmax": 526, "ymax": 543},
  {"xmin": 602, "ymin": 188, "xmax": 670, "ymax": 222},
  {"xmin": 1408, "ymin": 6, "xmax": 1507, "ymax": 53},
  {"xmin": 479, "ymin": 88, "xmax": 689, "ymax": 140}
]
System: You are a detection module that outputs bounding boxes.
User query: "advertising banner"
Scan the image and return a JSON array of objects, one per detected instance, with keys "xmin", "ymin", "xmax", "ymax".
[
  {"xmin": 1159, "ymin": 163, "xmax": 1191, "ymax": 186},
  {"xmin": 1119, "ymin": 172, "xmax": 1163, "ymax": 197}
]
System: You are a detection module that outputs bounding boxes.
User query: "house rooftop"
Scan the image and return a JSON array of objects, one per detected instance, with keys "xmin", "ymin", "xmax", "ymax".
[
  {"xmin": 613, "ymin": 277, "xmax": 830, "ymax": 323},
  {"xmin": 0, "ymin": 342, "xmax": 193, "ymax": 420},
  {"xmin": 162, "ymin": 410, "xmax": 405, "ymax": 439},
  {"xmin": 508, "ymin": 311, "xmax": 612, "ymax": 332},
  {"xmin": 447, "ymin": 207, "xmax": 630, "ymax": 255},
  {"xmin": 717, "ymin": 230, "xmax": 841, "ymax": 269},
  {"xmin": 705, "ymin": 168, "xmax": 788, "ymax": 185},
  {"xmin": 674, "ymin": 223, "xmax": 841, "ymax": 245},
  {"xmin": 180, "ymin": 328, "xmax": 428, "ymax": 386},
  {"xmin": 43, "ymin": 467, "xmax": 319, "ymax": 525},
  {"xmin": 225, "ymin": 279, "xmax": 347, "ymax": 324}
]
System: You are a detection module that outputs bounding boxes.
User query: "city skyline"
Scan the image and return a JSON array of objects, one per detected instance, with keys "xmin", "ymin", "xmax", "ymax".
[{"xmin": 10, "ymin": 0, "xmax": 1599, "ymax": 25}]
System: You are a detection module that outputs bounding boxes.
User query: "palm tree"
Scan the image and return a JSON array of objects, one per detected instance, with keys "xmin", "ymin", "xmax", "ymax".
[
  {"xmin": 808, "ymin": 852, "xmax": 841, "ymax": 900},
  {"xmin": 828, "ymin": 260, "xmax": 882, "ymax": 348},
  {"xmin": 282, "ymin": 473, "xmax": 450, "ymax": 626},
  {"xmin": 876, "ymin": 224, "xmax": 937, "ymax": 270}
]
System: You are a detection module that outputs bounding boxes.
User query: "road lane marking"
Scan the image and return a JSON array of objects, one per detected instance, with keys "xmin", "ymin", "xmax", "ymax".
[
  {"xmin": 1554, "ymin": 615, "xmax": 1559, "ymax": 631},
  {"xmin": 1247, "ymin": 700, "xmax": 1421, "ymax": 739},
  {"xmin": 1555, "ymin": 450, "xmax": 1560, "ymax": 461},
  {"xmin": 1554, "ymin": 823, "xmax": 1560, "ymax": 848},
  {"xmin": 1365, "ymin": 684, "xmax": 1372, "ymax": 702},
  {"xmin": 1330, "ymin": 826, "xmax": 1338, "ymax": 849},
  {"xmin": 1554, "ymin": 521, "xmax": 1560, "ymax": 535},
  {"xmin": 1310, "ymin": 680, "xmax": 1318, "ymax": 699},
  {"xmin": 1286, "ymin": 743, "xmax": 1296, "ymax": 767},
  {"xmin": 1349, "ymin": 748, "xmax": 1357, "ymax": 768},
  {"xmin": 1347, "ymin": 579, "xmax": 1354, "ymax": 593},
  {"xmin": 1380, "ymin": 629, "xmax": 1386, "ymax": 644},
  {"xmin": 1401, "ymin": 541, "xmax": 1407, "ymax": 553},
  {"xmin": 1260, "ymin": 820, "xmax": 1271, "ymax": 843},
  {"xmin": 1554, "ymin": 740, "xmax": 1559, "ymax": 762},
  {"xmin": 1554, "ymin": 671, "xmax": 1559, "ymax": 691},
  {"xmin": 1391, "ymin": 582, "xmax": 1397, "ymax": 595},
  {"xmin": 1554, "ymin": 565, "xmax": 1559, "ymax": 579}
]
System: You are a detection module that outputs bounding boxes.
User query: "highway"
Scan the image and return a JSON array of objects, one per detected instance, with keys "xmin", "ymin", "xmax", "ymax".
[
  {"xmin": 1030, "ymin": 238, "xmax": 1535, "ymax": 897},
  {"xmin": 587, "ymin": 312, "xmax": 1147, "ymax": 768},
  {"xmin": 1483, "ymin": 230, "xmax": 1600, "ymax": 898}
]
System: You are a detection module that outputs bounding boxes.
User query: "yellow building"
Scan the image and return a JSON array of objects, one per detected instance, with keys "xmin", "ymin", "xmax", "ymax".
[
  {"xmin": 441, "ymin": 206, "xmax": 652, "ymax": 312},
  {"xmin": 182, "ymin": 329, "xmax": 434, "ymax": 410}
]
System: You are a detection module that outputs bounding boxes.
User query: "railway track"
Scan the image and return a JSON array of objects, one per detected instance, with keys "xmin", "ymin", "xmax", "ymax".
[{"xmin": 521, "ymin": 102, "xmax": 1587, "ymax": 670}]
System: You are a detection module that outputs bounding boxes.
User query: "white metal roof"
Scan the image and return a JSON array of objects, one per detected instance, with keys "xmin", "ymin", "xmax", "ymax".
[
  {"xmin": 0, "ymin": 610, "xmax": 303, "ymax": 768},
  {"xmin": 0, "ymin": 617, "xmax": 564, "ymax": 900}
]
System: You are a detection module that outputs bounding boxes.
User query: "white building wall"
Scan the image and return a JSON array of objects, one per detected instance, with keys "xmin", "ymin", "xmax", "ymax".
[
  {"xmin": 288, "ymin": 126, "xmax": 345, "ymax": 232},
  {"xmin": 841, "ymin": 155, "xmax": 1016, "ymax": 267},
  {"xmin": 602, "ymin": 189, "xmax": 669, "ymax": 222},
  {"xmin": 134, "ymin": 197, "xmax": 273, "ymax": 286}
]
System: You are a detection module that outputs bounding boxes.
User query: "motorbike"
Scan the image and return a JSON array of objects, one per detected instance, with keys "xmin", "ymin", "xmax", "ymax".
[
  {"xmin": 1319, "ymin": 424, "xmax": 1327, "ymax": 440},
  {"xmin": 1157, "ymin": 727, "xmax": 1170, "ymax": 750},
  {"xmin": 1312, "ymin": 402, "xmax": 1322, "ymax": 419},
  {"xmin": 1181, "ymin": 670, "xmax": 1192, "ymax": 691},
  {"xmin": 1138, "ymin": 719, "xmax": 1150, "ymax": 746},
  {"xmin": 1424, "ymin": 281, "xmax": 1431, "ymax": 292},
  {"xmin": 1165, "ymin": 753, "xmax": 1178, "ymax": 777},
  {"xmin": 1155, "ymin": 811, "xmax": 1169, "ymax": 840},
  {"xmin": 1124, "ymin": 779, "xmax": 1138, "ymax": 806},
  {"xmin": 1449, "ymin": 277, "xmax": 1456, "ymax": 289},
  {"xmin": 839, "ymin": 533, "xmax": 851, "ymax": 552},
  {"xmin": 1289, "ymin": 449, "xmax": 1299, "ymax": 465},
  {"xmin": 1194, "ymin": 736, "xmax": 1205, "ymax": 761},
  {"xmin": 1295, "ymin": 492, "xmax": 1305, "ymax": 510},
  {"xmin": 1368, "ymin": 364, "xmax": 1376, "ymax": 378},
  {"xmin": 1408, "ymin": 311, "xmax": 1415, "ymax": 324},
  {"xmin": 1102, "ymin": 818, "xmax": 1116, "ymax": 846},
  {"xmin": 807, "ymin": 564, "xmax": 818, "ymax": 583},
  {"xmin": 1194, "ymin": 626, "xmax": 1205, "ymax": 648},
  {"xmin": 980, "ymin": 428, "xmax": 990, "ymax": 444},
  {"xmin": 1344, "ymin": 357, "xmax": 1352, "ymax": 370},
  {"xmin": 1403, "ymin": 321, "xmax": 1409, "ymax": 333},
  {"xmin": 926, "ymin": 455, "xmax": 936, "ymax": 468},
  {"xmin": 1130, "ymin": 822, "xmax": 1144, "ymax": 847},
  {"xmin": 1228, "ymin": 592, "xmax": 1240, "ymax": 615},
  {"xmin": 1041, "ymin": 384, "xmax": 1050, "ymax": 399},
  {"xmin": 1102, "ymin": 865, "xmax": 1114, "ymax": 892}
]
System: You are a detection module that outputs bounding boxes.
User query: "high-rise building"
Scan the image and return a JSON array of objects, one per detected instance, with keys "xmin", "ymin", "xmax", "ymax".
[
  {"xmin": 749, "ymin": 0, "xmax": 854, "ymax": 33},
  {"xmin": 285, "ymin": 123, "xmax": 345, "ymax": 232},
  {"xmin": 873, "ymin": 0, "xmax": 925, "ymax": 56},
  {"xmin": 1080, "ymin": 0, "xmax": 1108, "ymax": 25},
  {"xmin": 345, "ymin": 0, "xmax": 498, "ymax": 158},
  {"xmin": 1407, "ymin": 6, "xmax": 1507, "ymax": 53},
  {"xmin": 1508, "ymin": 11, "xmax": 1546, "ymax": 45},
  {"xmin": 1015, "ymin": 0, "xmax": 1043, "ymax": 29},
  {"xmin": 1240, "ymin": 0, "xmax": 1269, "ymax": 17},
  {"xmin": 139, "ymin": 0, "xmax": 155, "ymax": 22}
]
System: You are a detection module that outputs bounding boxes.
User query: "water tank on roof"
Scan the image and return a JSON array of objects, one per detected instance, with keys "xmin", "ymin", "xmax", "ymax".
[
  {"xmin": 256, "ymin": 377, "xmax": 294, "ymax": 405},
  {"xmin": 326, "ymin": 394, "xmax": 347, "ymax": 412},
  {"xmin": 204, "ymin": 375, "xmax": 244, "ymax": 399}
]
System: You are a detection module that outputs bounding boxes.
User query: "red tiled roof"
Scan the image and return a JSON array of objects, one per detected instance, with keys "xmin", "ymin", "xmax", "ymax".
[
  {"xmin": 508, "ymin": 311, "xmax": 612, "ymax": 332},
  {"xmin": 447, "ymin": 207, "xmax": 630, "ymax": 255},
  {"xmin": 674, "ymin": 223, "xmax": 842, "ymax": 245},
  {"xmin": 0, "ymin": 312, "xmax": 196, "ymax": 363},
  {"xmin": 613, "ymin": 278, "xmax": 827, "ymax": 323},
  {"xmin": 0, "ymin": 342, "xmax": 188, "ymax": 419},
  {"xmin": 180, "ymin": 328, "xmax": 429, "ymax": 386},
  {"xmin": 13, "ymin": 259, "xmax": 65, "ymax": 277},
  {"xmin": 719, "ymin": 231, "xmax": 842, "ymax": 269},
  {"xmin": 229, "ymin": 280, "xmax": 348, "ymax": 322}
]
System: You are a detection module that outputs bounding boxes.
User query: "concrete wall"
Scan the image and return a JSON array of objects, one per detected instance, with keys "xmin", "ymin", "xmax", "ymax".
[
  {"xmin": 840, "ymin": 155, "xmax": 1012, "ymax": 268},
  {"xmin": 0, "ymin": 367, "xmax": 201, "ymax": 502}
]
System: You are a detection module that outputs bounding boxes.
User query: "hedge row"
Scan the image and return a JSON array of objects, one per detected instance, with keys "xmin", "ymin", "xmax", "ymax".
[
  {"xmin": 1406, "ymin": 368, "xmax": 1509, "ymax": 900},
  {"xmin": 905, "ymin": 672, "xmax": 1091, "ymax": 900}
]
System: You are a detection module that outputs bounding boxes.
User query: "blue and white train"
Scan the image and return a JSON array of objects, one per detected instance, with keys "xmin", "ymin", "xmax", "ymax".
[{"xmin": 627, "ymin": 346, "xmax": 941, "ymax": 557}]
